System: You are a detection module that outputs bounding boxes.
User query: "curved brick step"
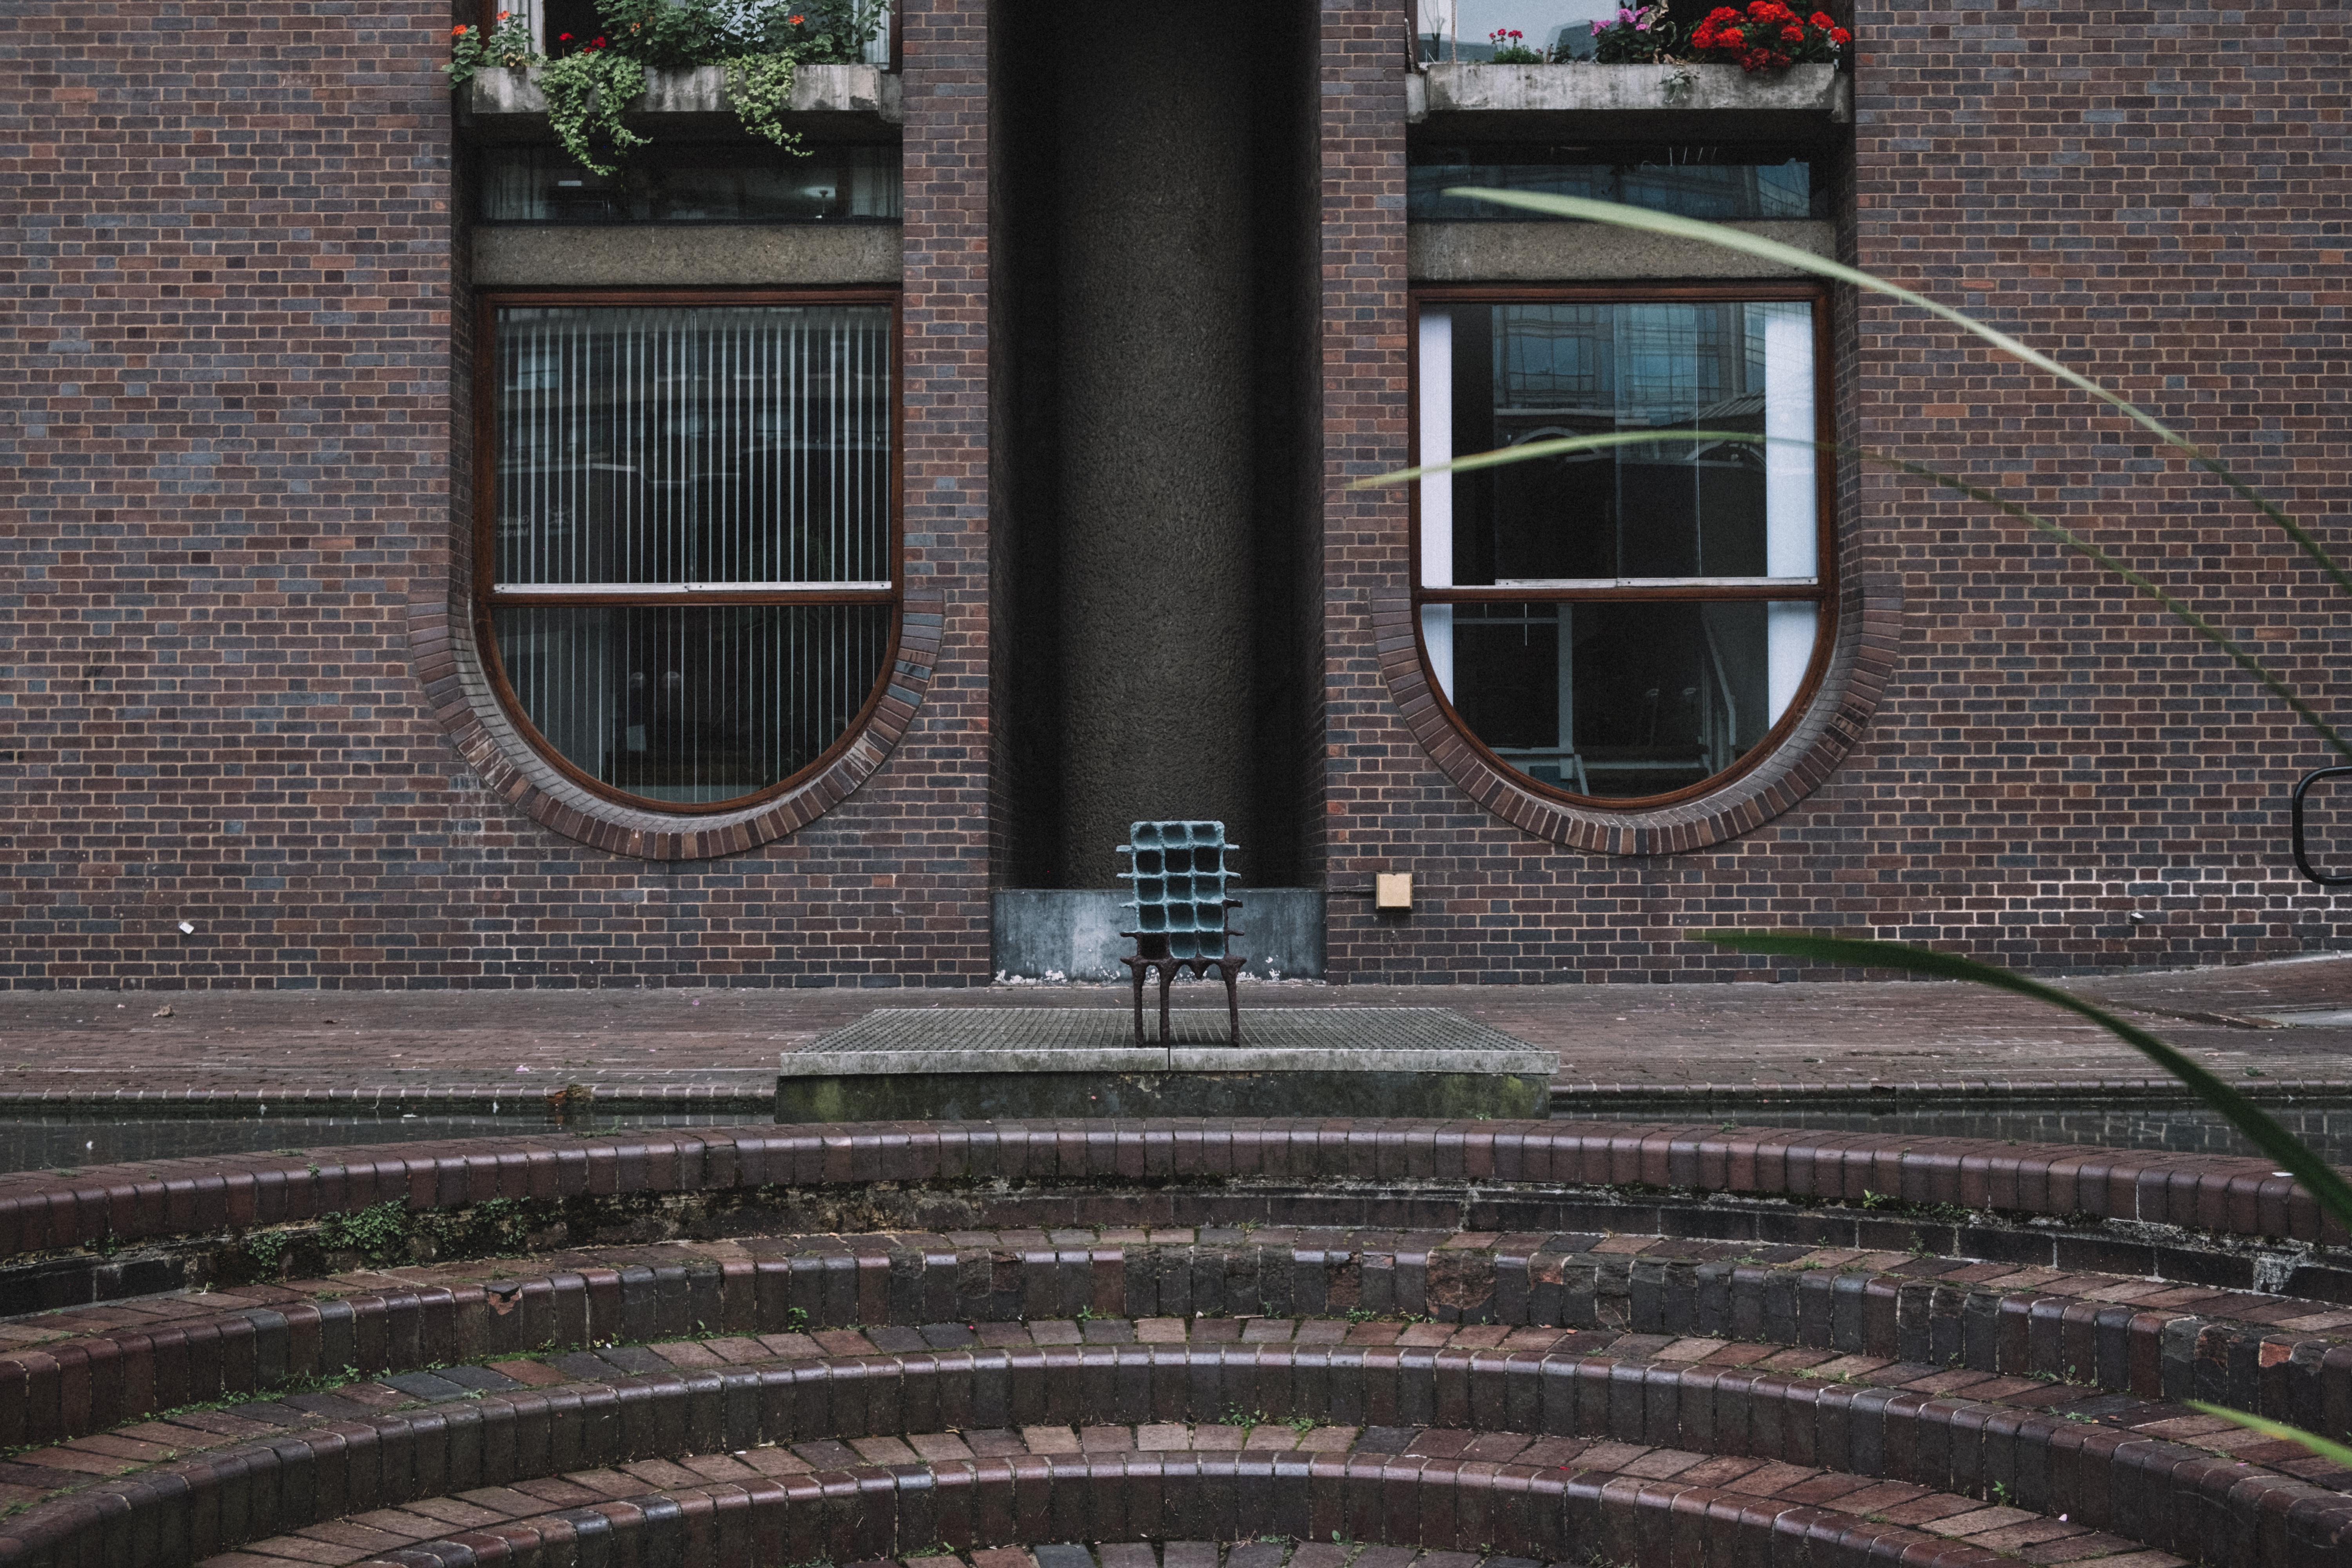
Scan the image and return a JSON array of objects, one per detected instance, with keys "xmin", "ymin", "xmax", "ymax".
[
  {"xmin": 13, "ymin": 1225, "xmax": 2352, "ymax": 1451},
  {"xmin": 197, "ymin": 1428, "xmax": 2113, "ymax": 1568},
  {"xmin": 3, "ymin": 1122, "xmax": 2338, "ymax": 1270},
  {"xmin": 8, "ymin": 1327, "xmax": 2352, "ymax": 1567}
]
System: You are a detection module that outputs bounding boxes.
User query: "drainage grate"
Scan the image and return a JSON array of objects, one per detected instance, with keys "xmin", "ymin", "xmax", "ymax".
[{"xmin": 800, "ymin": 1005, "xmax": 1538, "ymax": 1056}]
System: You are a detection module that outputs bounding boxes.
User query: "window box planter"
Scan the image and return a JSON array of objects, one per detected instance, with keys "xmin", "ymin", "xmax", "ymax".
[
  {"xmin": 460, "ymin": 62, "xmax": 902, "ymax": 134},
  {"xmin": 1408, "ymin": 61, "xmax": 1847, "ymax": 142}
]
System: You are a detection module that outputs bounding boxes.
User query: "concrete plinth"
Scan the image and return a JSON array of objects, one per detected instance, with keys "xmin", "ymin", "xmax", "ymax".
[{"xmin": 776, "ymin": 1007, "xmax": 1555, "ymax": 1121}]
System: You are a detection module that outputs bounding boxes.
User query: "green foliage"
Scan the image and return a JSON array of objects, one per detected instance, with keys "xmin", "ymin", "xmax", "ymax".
[
  {"xmin": 539, "ymin": 47, "xmax": 650, "ymax": 178},
  {"xmin": 447, "ymin": 9, "xmax": 537, "ymax": 88},
  {"xmin": 243, "ymin": 1228, "xmax": 291, "ymax": 1276},
  {"xmin": 446, "ymin": 0, "xmax": 885, "ymax": 171},
  {"xmin": 319, "ymin": 1198, "xmax": 412, "ymax": 1265},
  {"xmin": 724, "ymin": 52, "xmax": 803, "ymax": 152}
]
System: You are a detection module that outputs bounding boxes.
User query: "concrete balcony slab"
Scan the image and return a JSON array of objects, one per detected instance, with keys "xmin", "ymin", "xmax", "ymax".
[
  {"xmin": 460, "ymin": 61, "xmax": 902, "ymax": 138},
  {"xmin": 1407, "ymin": 61, "xmax": 1849, "ymax": 142}
]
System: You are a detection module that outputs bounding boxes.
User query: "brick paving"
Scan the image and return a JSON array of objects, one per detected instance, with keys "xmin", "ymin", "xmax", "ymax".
[{"xmin": 0, "ymin": 955, "xmax": 2343, "ymax": 1106}]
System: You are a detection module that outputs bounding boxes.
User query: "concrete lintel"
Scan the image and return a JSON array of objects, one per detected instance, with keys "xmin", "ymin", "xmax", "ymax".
[
  {"xmin": 472, "ymin": 223, "xmax": 902, "ymax": 286},
  {"xmin": 1409, "ymin": 219, "xmax": 1835, "ymax": 281},
  {"xmin": 1407, "ymin": 62, "xmax": 1849, "ymax": 142},
  {"xmin": 463, "ymin": 62, "xmax": 902, "ymax": 129}
]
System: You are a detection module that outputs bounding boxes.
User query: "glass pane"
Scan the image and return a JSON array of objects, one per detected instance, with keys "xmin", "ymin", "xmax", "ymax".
[
  {"xmin": 1438, "ymin": 300, "xmax": 1814, "ymax": 585},
  {"xmin": 495, "ymin": 303, "xmax": 892, "ymax": 585},
  {"xmin": 1434, "ymin": 599, "xmax": 1817, "ymax": 799},
  {"xmin": 1417, "ymin": 0, "xmax": 1618, "ymax": 61},
  {"xmin": 480, "ymin": 143, "xmax": 902, "ymax": 224},
  {"xmin": 493, "ymin": 604, "xmax": 893, "ymax": 804},
  {"xmin": 1410, "ymin": 145, "xmax": 1821, "ymax": 223}
]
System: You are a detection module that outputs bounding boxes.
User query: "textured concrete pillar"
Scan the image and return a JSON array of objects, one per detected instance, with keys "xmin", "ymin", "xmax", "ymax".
[{"xmin": 1052, "ymin": 5, "xmax": 1260, "ymax": 887}]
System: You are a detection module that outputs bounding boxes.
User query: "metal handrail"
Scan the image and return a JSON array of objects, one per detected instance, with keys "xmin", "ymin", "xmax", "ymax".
[{"xmin": 2291, "ymin": 766, "xmax": 2352, "ymax": 886}]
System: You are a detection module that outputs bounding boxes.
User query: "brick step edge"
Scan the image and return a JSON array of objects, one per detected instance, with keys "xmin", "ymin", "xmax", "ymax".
[
  {"xmin": 13, "ymin": 1242, "xmax": 2352, "ymax": 1452},
  {"xmin": 0, "ymin": 1121, "xmax": 2336, "ymax": 1258},
  {"xmin": 323, "ymin": 1447, "xmax": 2055, "ymax": 1568},
  {"xmin": 8, "ymin": 1349, "xmax": 2350, "ymax": 1567}
]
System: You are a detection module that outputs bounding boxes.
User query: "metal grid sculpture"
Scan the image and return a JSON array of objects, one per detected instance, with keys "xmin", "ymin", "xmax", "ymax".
[{"xmin": 1118, "ymin": 820, "xmax": 1245, "ymax": 1045}]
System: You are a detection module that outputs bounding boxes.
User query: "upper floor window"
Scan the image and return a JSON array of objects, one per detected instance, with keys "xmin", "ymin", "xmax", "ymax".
[
  {"xmin": 479, "ymin": 143, "xmax": 903, "ymax": 225},
  {"xmin": 1414, "ymin": 285, "xmax": 1830, "ymax": 804},
  {"xmin": 479, "ymin": 294, "xmax": 897, "ymax": 809},
  {"xmin": 1408, "ymin": 142, "xmax": 1828, "ymax": 224}
]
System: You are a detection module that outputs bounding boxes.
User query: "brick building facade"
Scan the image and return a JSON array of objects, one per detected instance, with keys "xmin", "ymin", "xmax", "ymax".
[{"xmin": 4, "ymin": 3, "xmax": 2346, "ymax": 989}]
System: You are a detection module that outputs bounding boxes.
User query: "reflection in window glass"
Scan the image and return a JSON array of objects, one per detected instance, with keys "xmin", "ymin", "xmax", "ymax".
[
  {"xmin": 1408, "ymin": 145, "xmax": 1821, "ymax": 223},
  {"xmin": 480, "ymin": 143, "xmax": 901, "ymax": 223},
  {"xmin": 1415, "ymin": 0, "xmax": 1617, "ymax": 60},
  {"xmin": 1416, "ymin": 297, "xmax": 1823, "ymax": 801},
  {"xmin": 1435, "ymin": 600, "xmax": 1813, "ymax": 798},
  {"xmin": 1432, "ymin": 300, "xmax": 1815, "ymax": 587}
]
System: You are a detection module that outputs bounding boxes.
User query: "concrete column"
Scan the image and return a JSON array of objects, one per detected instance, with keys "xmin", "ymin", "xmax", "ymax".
[{"xmin": 1051, "ymin": 5, "xmax": 1261, "ymax": 887}]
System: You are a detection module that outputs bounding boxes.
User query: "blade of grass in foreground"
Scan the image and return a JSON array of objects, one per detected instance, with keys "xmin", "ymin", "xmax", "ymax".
[
  {"xmin": 1443, "ymin": 188, "xmax": 2352, "ymax": 604},
  {"xmin": 1353, "ymin": 428, "xmax": 2352, "ymax": 762},
  {"xmin": 2187, "ymin": 1401, "xmax": 2352, "ymax": 1469},
  {"xmin": 1695, "ymin": 930, "xmax": 2352, "ymax": 1230}
]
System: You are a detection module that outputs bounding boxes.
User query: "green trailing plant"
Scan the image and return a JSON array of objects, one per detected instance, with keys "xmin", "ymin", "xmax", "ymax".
[
  {"xmin": 445, "ymin": 0, "xmax": 886, "ymax": 172},
  {"xmin": 539, "ymin": 44, "xmax": 650, "ymax": 178},
  {"xmin": 1357, "ymin": 189, "xmax": 2352, "ymax": 1470},
  {"xmin": 724, "ymin": 51, "xmax": 804, "ymax": 151}
]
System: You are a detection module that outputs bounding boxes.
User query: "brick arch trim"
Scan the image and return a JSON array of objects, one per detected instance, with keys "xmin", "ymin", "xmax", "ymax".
[
  {"xmin": 1377, "ymin": 572, "xmax": 1902, "ymax": 854},
  {"xmin": 406, "ymin": 588, "xmax": 942, "ymax": 861}
]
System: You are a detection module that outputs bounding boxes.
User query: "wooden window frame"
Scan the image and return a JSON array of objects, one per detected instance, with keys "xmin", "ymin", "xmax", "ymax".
[
  {"xmin": 472, "ymin": 285, "xmax": 905, "ymax": 817},
  {"xmin": 1408, "ymin": 279, "xmax": 1838, "ymax": 812}
]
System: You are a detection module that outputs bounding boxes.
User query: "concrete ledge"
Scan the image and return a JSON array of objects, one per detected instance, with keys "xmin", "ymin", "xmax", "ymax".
[
  {"xmin": 1408, "ymin": 62, "xmax": 1849, "ymax": 142},
  {"xmin": 779, "ymin": 1005, "xmax": 1554, "ymax": 1120},
  {"xmin": 473, "ymin": 223, "xmax": 902, "ymax": 286},
  {"xmin": 462, "ymin": 62, "xmax": 902, "ymax": 130},
  {"xmin": 1410, "ymin": 218, "xmax": 1834, "ymax": 281}
]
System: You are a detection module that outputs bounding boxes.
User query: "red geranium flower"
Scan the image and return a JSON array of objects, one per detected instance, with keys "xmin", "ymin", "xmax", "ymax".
[
  {"xmin": 450, "ymin": 22, "xmax": 468, "ymax": 35},
  {"xmin": 1829, "ymin": 26, "xmax": 1850, "ymax": 44}
]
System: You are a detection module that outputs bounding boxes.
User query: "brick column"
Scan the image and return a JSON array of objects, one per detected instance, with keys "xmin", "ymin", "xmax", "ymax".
[{"xmin": 1318, "ymin": 0, "xmax": 1414, "ymax": 970}]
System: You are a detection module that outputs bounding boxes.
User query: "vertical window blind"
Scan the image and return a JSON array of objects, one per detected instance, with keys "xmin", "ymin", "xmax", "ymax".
[{"xmin": 485, "ymin": 301, "xmax": 895, "ymax": 807}]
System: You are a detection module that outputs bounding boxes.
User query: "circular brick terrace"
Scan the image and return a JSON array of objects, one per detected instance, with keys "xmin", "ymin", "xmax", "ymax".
[{"xmin": 5, "ymin": 1120, "xmax": 2352, "ymax": 1568}]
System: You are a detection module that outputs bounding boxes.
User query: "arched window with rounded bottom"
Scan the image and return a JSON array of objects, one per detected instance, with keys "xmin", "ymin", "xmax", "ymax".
[
  {"xmin": 477, "ymin": 292, "xmax": 899, "ymax": 813},
  {"xmin": 1413, "ymin": 285, "xmax": 1832, "ymax": 808}
]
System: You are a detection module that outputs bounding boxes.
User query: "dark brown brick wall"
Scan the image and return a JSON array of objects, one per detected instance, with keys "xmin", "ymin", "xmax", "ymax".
[
  {"xmin": 1, "ymin": 1, "xmax": 995, "ymax": 989},
  {"xmin": 5, "ymin": 2, "xmax": 2345, "ymax": 987},
  {"xmin": 1318, "ymin": 3, "xmax": 2352, "ymax": 981}
]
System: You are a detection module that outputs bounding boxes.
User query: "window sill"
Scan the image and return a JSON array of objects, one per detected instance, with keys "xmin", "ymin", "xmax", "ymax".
[
  {"xmin": 1406, "ymin": 62, "xmax": 1849, "ymax": 142},
  {"xmin": 460, "ymin": 62, "xmax": 903, "ymax": 133}
]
